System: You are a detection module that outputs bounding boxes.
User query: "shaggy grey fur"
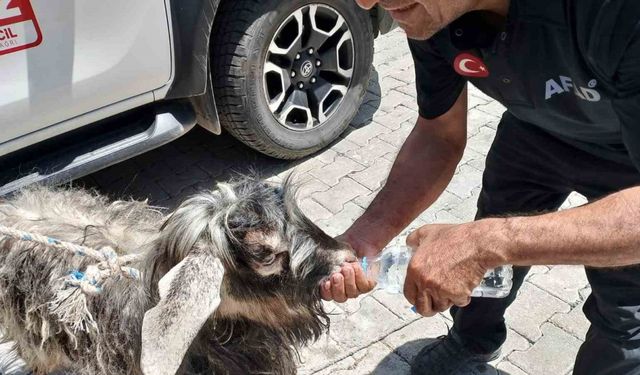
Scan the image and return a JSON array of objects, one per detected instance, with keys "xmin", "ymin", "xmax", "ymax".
[{"xmin": 0, "ymin": 176, "xmax": 354, "ymax": 375}]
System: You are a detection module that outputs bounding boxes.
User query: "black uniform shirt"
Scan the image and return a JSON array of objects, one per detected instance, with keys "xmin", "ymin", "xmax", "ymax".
[{"xmin": 409, "ymin": 0, "xmax": 640, "ymax": 170}]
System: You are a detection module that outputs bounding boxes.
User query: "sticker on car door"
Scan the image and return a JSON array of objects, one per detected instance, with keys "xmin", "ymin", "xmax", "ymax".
[{"xmin": 0, "ymin": 0, "xmax": 42, "ymax": 56}]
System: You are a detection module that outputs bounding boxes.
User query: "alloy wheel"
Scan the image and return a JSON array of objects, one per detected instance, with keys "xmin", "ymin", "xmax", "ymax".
[{"xmin": 263, "ymin": 4, "xmax": 355, "ymax": 131}]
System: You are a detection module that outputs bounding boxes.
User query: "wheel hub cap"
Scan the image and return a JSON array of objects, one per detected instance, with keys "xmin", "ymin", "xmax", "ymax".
[{"xmin": 300, "ymin": 60, "xmax": 314, "ymax": 78}]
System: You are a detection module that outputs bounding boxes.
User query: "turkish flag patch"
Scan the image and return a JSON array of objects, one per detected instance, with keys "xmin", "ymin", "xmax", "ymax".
[{"xmin": 453, "ymin": 53, "xmax": 489, "ymax": 78}]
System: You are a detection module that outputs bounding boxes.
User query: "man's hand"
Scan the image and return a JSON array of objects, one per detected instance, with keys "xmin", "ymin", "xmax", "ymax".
[
  {"xmin": 404, "ymin": 222, "xmax": 502, "ymax": 316},
  {"xmin": 320, "ymin": 233, "xmax": 378, "ymax": 302}
]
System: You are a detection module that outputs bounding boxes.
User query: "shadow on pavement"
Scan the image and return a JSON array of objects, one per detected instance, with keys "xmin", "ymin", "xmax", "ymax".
[
  {"xmin": 373, "ymin": 338, "xmax": 516, "ymax": 375},
  {"xmin": 77, "ymin": 69, "xmax": 382, "ymax": 209}
]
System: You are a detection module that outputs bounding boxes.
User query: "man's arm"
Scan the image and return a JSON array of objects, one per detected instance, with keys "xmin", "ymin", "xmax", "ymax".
[
  {"xmin": 320, "ymin": 86, "xmax": 468, "ymax": 302},
  {"xmin": 404, "ymin": 186, "xmax": 640, "ymax": 316},
  {"xmin": 493, "ymin": 186, "xmax": 640, "ymax": 267},
  {"xmin": 344, "ymin": 87, "xmax": 469, "ymax": 254}
]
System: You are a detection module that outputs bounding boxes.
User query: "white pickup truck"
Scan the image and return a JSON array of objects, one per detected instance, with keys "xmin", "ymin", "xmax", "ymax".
[{"xmin": 0, "ymin": 0, "xmax": 395, "ymax": 195}]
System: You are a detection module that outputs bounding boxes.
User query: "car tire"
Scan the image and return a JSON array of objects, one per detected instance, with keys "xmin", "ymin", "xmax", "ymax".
[{"xmin": 211, "ymin": 0, "xmax": 374, "ymax": 159}]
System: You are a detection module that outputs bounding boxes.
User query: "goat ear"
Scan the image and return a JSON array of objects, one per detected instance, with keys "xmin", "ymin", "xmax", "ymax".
[{"xmin": 141, "ymin": 249, "xmax": 224, "ymax": 375}]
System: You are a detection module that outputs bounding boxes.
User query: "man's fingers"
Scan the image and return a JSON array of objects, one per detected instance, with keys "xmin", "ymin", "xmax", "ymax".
[
  {"xmin": 415, "ymin": 294, "xmax": 436, "ymax": 317},
  {"xmin": 406, "ymin": 229, "xmax": 421, "ymax": 250},
  {"xmin": 403, "ymin": 277, "xmax": 418, "ymax": 306},
  {"xmin": 331, "ymin": 273, "xmax": 347, "ymax": 303},
  {"xmin": 341, "ymin": 263, "xmax": 359, "ymax": 298},
  {"xmin": 431, "ymin": 297, "xmax": 453, "ymax": 313},
  {"xmin": 452, "ymin": 296, "xmax": 472, "ymax": 307},
  {"xmin": 320, "ymin": 280, "xmax": 332, "ymax": 301},
  {"xmin": 352, "ymin": 262, "xmax": 375, "ymax": 292}
]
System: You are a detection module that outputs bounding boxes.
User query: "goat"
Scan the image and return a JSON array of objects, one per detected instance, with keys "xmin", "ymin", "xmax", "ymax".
[{"xmin": 0, "ymin": 176, "xmax": 355, "ymax": 375}]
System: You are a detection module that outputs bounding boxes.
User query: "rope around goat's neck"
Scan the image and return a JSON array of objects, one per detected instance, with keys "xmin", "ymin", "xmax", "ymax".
[
  {"xmin": 0, "ymin": 225, "xmax": 142, "ymax": 266},
  {"xmin": 0, "ymin": 224, "xmax": 146, "ymax": 334}
]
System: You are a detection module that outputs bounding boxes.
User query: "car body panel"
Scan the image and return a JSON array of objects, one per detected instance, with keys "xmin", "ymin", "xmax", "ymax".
[{"xmin": 0, "ymin": 0, "xmax": 172, "ymax": 147}]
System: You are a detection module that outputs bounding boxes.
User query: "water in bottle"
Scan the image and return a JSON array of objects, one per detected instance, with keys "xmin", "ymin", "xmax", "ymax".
[{"xmin": 360, "ymin": 245, "xmax": 513, "ymax": 298}]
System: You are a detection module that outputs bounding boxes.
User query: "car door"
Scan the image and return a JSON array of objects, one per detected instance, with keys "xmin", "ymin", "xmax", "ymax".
[{"xmin": 0, "ymin": 0, "xmax": 172, "ymax": 146}]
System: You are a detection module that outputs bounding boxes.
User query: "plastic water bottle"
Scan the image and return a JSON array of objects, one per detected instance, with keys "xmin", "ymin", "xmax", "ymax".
[{"xmin": 360, "ymin": 245, "xmax": 513, "ymax": 298}]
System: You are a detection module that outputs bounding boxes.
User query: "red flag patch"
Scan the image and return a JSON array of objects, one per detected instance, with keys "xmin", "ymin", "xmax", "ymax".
[{"xmin": 453, "ymin": 53, "xmax": 489, "ymax": 78}]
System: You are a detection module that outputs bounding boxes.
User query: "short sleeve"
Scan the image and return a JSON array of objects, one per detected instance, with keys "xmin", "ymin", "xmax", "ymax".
[{"xmin": 408, "ymin": 32, "xmax": 467, "ymax": 119}]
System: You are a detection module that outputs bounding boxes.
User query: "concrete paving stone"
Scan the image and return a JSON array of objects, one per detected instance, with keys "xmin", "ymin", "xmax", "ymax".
[
  {"xmin": 328, "ymin": 137, "xmax": 360, "ymax": 155},
  {"xmin": 468, "ymin": 108, "xmax": 501, "ymax": 137},
  {"xmin": 389, "ymin": 53, "xmax": 416, "ymax": 71},
  {"xmin": 307, "ymin": 355, "xmax": 356, "ymax": 375},
  {"xmin": 296, "ymin": 177, "xmax": 331, "ymax": 200},
  {"xmin": 314, "ymin": 342, "xmax": 411, "ymax": 375},
  {"xmin": 156, "ymin": 170, "xmax": 209, "ymax": 197},
  {"xmin": 468, "ymin": 126, "xmax": 499, "ymax": 155},
  {"xmin": 292, "ymin": 157, "xmax": 325, "ymax": 175},
  {"xmin": 389, "ymin": 67, "xmax": 417, "ymax": 85},
  {"xmin": 328, "ymin": 297, "xmax": 405, "ymax": 351},
  {"xmin": 469, "ymin": 84, "xmax": 497, "ymax": 105},
  {"xmin": 398, "ymin": 192, "xmax": 465, "ymax": 235},
  {"xmin": 526, "ymin": 265, "xmax": 551, "ymax": 279},
  {"xmin": 312, "ymin": 177, "xmax": 370, "ymax": 214},
  {"xmin": 316, "ymin": 202, "xmax": 365, "ymax": 237},
  {"xmin": 378, "ymin": 90, "xmax": 416, "ymax": 113},
  {"xmin": 406, "ymin": 190, "xmax": 465, "ymax": 226},
  {"xmin": 372, "ymin": 289, "xmax": 423, "ymax": 322},
  {"xmin": 434, "ymin": 208, "xmax": 465, "ymax": 224},
  {"xmin": 315, "ymin": 149, "xmax": 338, "ymax": 164},
  {"xmin": 468, "ymin": 90, "xmax": 490, "ymax": 109},
  {"xmin": 395, "ymin": 82, "xmax": 418, "ymax": 98},
  {"xmin": 345, "ymin": 138, "xmax": 397, "ymax": 167},
  {"xmin": 447, "ymin": 186, "xmax": 481, "ymax": 222},
  {"xmin": 579, "ymin": 286, "xmax": 592, "ymax": 300},
  {"xmin": 490, "ymin": 329, "xmax": 531, "ymax": 366},
  {"xmin": 117, "ymin": 179, "xmax": 169, "ymax": 202},
  {"xmin": 309, "ymin": 156, "xmax": 365, "ymax": 187},
  {"xmin": 528, "ymin": 266, "xmax": 589, "ymax": 306},
  {"xmin": 196, "ymin": 156, "xmax": 231, "ymax": 178},
  {"xmin": 508, "ymin": 323, "xmax": 582, "ymax": 375},
  {"xmin": 350, "ymin": 103, "xmax": 381, "ymax": 128},
  {"xmin": 505, "ymin": 282, "xmax": 571, "ymax": 341},
  {"xmin": 372, "ymin": 61, "xmax": 395, "ymax": 76},
  {"xmin": 297, "ymin": 334, "xmax": 349, "ymax": 374},
  {"xmin": 300, "ymin": 198, "xmax": 334, "ymax": 222},
  {"xmin": 461, "ymin": 146, "xmax": 488, "ymax": 172},
  {"xmin": 353, "ymin": 191, "xmax": 376, "ymax": 210},
  {"xmin": 362, "ymin": 89, "xmax": 382, "ymax": 107},
  {"xmin": 447, "ymin": 164, "xmax": 484, "ymax": 200},
  {"xmin": 372, "ymin": 105, "xmax": 418, "ymax": 130},
  {"xmin": 559, "ymin": 192, "xmax": 588, "ymax": 210},
  {"xmin": 342, "ymin": 121, "xmax": 392, "ymax": 147},
  {"xmin": 383, "ymin": 317, "xmax": 450, "ymax": 363},
  {"xmin": 497, "ymin": 361, "xmax": 529, "ymax": 375},
  {"xmin": 477, "ymin": 100, "xmax": 507, "ymax": 119},
  {"xmin": 549, "ymin": 302, "xmax": 590, "ymax": 340},
  {"xmin": 367, "ymin": 73, "xmax": 382, "ymax": 95},
  {"xmin": 378, "ymin": 120, "xmax": 414, "ymax": 147},
  {"xmin": 350, "ymin": 158, "xmax": 393, "ymax": 191},
  {"xmin": 380, "ymin": 76, "xmax": 407, "ymax": 96}
]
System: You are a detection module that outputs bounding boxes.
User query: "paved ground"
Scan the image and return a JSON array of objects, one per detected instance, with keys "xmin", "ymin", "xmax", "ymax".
[{"xmin": 80, "ymin": 28, "xmax": 591, "ymax": 375}]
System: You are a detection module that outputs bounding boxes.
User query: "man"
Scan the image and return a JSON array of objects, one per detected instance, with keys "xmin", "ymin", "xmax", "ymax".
[{"xmin": 320, "ymin": 0, "xmax": 640, "ymax": 374}]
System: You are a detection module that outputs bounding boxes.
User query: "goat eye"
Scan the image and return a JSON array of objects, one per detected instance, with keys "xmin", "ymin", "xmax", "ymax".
[{"xmin": 262, "ymin": 253, "xmax": 277, "ymax": 266}]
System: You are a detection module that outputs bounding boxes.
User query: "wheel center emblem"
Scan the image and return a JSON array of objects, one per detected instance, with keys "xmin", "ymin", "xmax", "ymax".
[{"xmin": 300, "ymin": 61, "xmax": 314, "ymax": 78}]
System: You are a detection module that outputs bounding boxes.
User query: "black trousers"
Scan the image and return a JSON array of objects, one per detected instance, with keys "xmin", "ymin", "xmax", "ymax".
[{"xmin": 450, "ymin": 112, "xmax": 640, "ymax": 375}]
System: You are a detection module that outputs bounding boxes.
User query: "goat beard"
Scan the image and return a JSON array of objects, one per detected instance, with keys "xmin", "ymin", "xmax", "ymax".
[{"xmin": 181, "ymin": 288, "xmax": 329, "ymax": 375}]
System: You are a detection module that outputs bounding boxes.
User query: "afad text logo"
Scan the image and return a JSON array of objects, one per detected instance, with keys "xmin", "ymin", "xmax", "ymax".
[{"xmin": 545, "ymin": 76, "xmax": 601, "ymax": 102}]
